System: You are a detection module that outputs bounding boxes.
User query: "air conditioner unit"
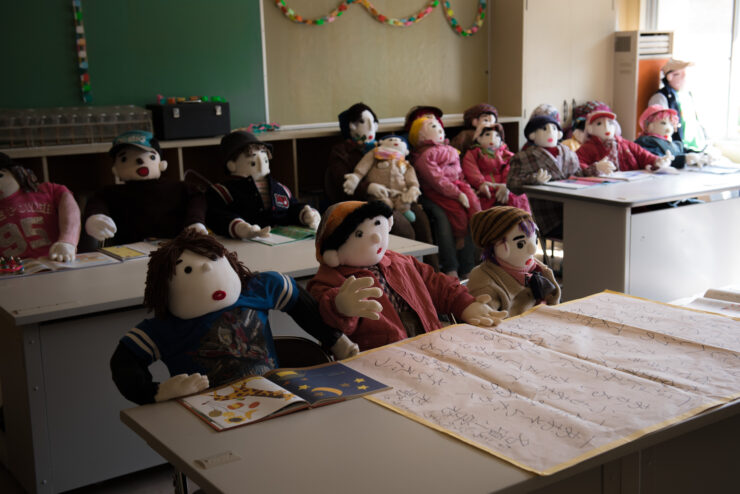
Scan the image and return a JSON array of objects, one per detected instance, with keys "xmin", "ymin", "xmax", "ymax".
[{"xmin": 613, "ymin": 31, "xmax": 673, "ymax": 139}]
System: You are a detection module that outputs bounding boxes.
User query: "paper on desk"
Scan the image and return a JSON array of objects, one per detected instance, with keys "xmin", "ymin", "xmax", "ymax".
[{"xmin": 345, "ymin": 291, "xmax": 740, "ymax": 475}]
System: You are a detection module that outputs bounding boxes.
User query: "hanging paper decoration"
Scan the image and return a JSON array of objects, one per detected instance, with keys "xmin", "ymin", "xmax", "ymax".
[
  {"xmin": 72, "ymin": 0, "xmax": 92, "ymax": 103},
  {"xmin": 274, "ymin": 0, "xmax": 486, "ymax": 37}
]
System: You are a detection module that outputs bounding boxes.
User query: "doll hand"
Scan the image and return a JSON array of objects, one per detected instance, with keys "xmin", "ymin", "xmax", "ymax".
[
  {"xmin": 401, "ymin": 186, "xmax": 421, "ymax": 203},
  {"xmin": 535, "ymin": 169, "xmax": 552, "ymax": 184},
  {"xmin": 651, "ymin": 151, "xmax": 673, "ymax": 170},
  {"xmin": 457, "ymin": 192, "xmax": 470, "ymax": 209},
  {"xmin": 330, "ymin": 334, "xmax": 360, "ymax": 360},
  {"xmin": 154, "ymin": 373, "xmax": 209, "ymax": 402},
  {"xmin": 685, "ymin": 152, "xmax": 706, "ymax": 168},
  {"xmin": 48, "ymin": 241, "xmax": 76, "ymax": 262},
  {"xmin": 460, "ymin": 295, "xmax": 508, "ymax": 327},
  {"xmin": 494, "ymin": 184, "xmax": 510, "ymax": 203},
  {"xmin": 186, "ymin": 222, "xmax": 207, "ymax": 234},
  {"xmin": 594, "ymin": 158, "xmax": 616, "ymax": 175},
  {"xmin": 335, "ymin": 275, "xmax": 383, "ymax": 319},
  {"xmin": 234, "ymin": 220, "xmax": 271, "ymax": 239},
  {"xmin": 85, "ymin": 214, "xmax": 117, "ymax": 241},
  {"xmin": 299, "ymin": 205, "xmax": 321, "ymax": 230},
  {"xmin": 343, "ymin": 173, "xmax": 361, "ymax": 195},
  {"xmin": 478, "ymin": 182, "xmax": 492, "ymax": 199},
  {"xmin": 367, "ymin": 182, "xmax": 390, "ymax": 199}
]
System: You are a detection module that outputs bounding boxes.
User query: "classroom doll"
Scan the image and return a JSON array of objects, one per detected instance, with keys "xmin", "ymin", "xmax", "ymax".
[
  {"xmin": 206, "ymin": 130, "xmax": 320, "ymax": 239},
  {"xmin": 450, "ymin": 103, "xmax": 499, "ymax": 154},
  {"xmin": 307, "ymin": 201, "xmax": 505, "ymax": 351},
  {"xmin": 0, "ymin": 152, "xmax": 80, "ymax": 261},
  {"xmin": 110, "ymin": 230, "xmax": 358, "ymax": 405},
  {"xmin": 634, "ymin": 105, "xmax": 708, "ymax": 169}
]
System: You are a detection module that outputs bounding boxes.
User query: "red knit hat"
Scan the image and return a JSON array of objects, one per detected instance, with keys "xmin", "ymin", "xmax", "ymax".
[{"xmin": 638, "ymin": 105, "xmax": 678, "ymax": 132}]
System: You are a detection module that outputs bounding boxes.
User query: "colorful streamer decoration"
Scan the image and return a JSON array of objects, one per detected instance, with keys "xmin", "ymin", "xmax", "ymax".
[
  {"xmin": 274, "ymin": 0, "xmax": 486, "ymax": 37},
  {"xmin": 72, "ymin": 0, "xmax": 92, "ymax": 103}
]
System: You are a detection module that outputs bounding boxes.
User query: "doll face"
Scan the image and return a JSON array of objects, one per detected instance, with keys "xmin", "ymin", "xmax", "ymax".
[
  {"xmin": 647, "ymin": 117, "xmax": 675, "ymax": 139},
  {"xmin": 477, "ymin": 129, "xmax": 502, "ymax": 149},
  {"xmin": 666, "ymin": 69, "xmax": 686, "ymax": 91},
  {"xmin": 112, "ymin": 146, "xmax": 166, "ymax": 181},
  {"xmin": 335, "ymin": 215, "xmax": 393, "ymax": 267},
  {"xmin": 228, "ymin": 149, "xmax": 270, "ymax": 179},
  {"xmin": 377, "ymin": 136, "xmax": 409, "ymax": 156},
  {"xmin": 572, "ymin": 128, "xmax": 587, "ymax": 144},
  {"xmin": 0, "ymin": 169, "xmax": 20, "ymax": 199},
  {"xmin": 419, "ymin": 118, "xmax": 446, "ymax": 144},
  {"xmin": 349, "ymin": 110, "xmax": 378, "ymax": 144},
  {"xmin": 472, "ymin": 112, "xmax": 497, "ymax": 128},
  {"xmin": 530, "ymin": 123, "xmax": 562, "ymax": 147},
  {"xmin": 168, "ymin": 249, "xmax": 242, "ymax": 319},
  {"xmin": 588, "ymin": 117, "xmax": 617, "ymax": 141},
  {"xmin": 493, "ymin": 223, "xmax": 537, "ymax": 269}
]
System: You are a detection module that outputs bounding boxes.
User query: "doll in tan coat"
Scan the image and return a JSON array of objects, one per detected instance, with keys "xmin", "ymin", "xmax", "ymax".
[{"xmin": 467, "ymin": 206, "xmax": 560, "ymax": 317}]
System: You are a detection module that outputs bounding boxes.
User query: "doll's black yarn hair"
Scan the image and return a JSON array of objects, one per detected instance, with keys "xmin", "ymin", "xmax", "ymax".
[{"xmin": 0, "ymin": 152, "xmax": 39, "ymax": 192}]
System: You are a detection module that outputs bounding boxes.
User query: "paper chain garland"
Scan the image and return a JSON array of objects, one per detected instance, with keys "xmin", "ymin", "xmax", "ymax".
[
  {"xmin": 72, "ymin": 0, "xmax": 92, "ymax": 103},
  {"xmin": 274, "ymin": 0, "xmax": 487, "ymax": 37}
]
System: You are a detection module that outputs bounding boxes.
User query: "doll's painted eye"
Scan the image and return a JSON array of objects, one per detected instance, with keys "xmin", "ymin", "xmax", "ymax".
[
  {"xmin": 184, "ymin": 266, "xmax": 192, "ymax": 274},
  {"xmin": 354, "ymin": 230, "xmax": 363, "ymax": 238},
  {"xmin": 374, "ymin": 220, "xmax": 380, "ymax": 226},
  {"xmin": 150, "ymin": 154, "xmax": 156, "ymax": 161},
  {"xmin": 121, "ymin": 156, "xmax": 127, "ymax": 162},
  {"xmin": 517, "ymin": 241, "xmax": 526, "ymax": 249}
]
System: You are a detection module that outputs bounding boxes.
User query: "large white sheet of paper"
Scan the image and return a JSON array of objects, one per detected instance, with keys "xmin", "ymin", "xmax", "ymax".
[{"xmin": 345, "ymin": 291, "xmax": 740, "ymax": 474}]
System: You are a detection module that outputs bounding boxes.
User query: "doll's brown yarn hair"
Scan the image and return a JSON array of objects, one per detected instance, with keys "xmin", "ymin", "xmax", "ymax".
[{"xmin": 144, "ymin": 230, "xmax": 253, "ymax": 319}]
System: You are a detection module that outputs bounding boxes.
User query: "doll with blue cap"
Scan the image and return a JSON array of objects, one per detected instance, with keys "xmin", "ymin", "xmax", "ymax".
[{"xmin": 84, "ymin": 130, "xmax": 207, "ymax": 245}]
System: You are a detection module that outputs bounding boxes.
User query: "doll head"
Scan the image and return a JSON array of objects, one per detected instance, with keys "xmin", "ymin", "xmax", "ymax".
[
  {"xmin": 471, "ymin": 206, "xmax": 538, "ymax": 269},
  {"xmin": 315, "ymin": 201, "xmax": 394, "ymax": 268},
  {"xmin": 531, "ymin": 103, "xmax": 561, "ymax": 124},
  {"xmin": 585, "ymin": 110, "xmax": 618, "ymax": 141},
  {"xmin": 221, "ymin": 131, "xmax": 273, "ymax": 179},
  {"xmin": 144, "ymin": 230, "xmax": 253, "ymax": 319},
  {"xmin": 475, "ymin": 124, "xmax": 505, "ymax": 150},
  {"xmin": 463, "ymin": 103, "xmax": 499, "ymax": 129},
  {"xmin": 524, "ymin": 115, "xmax": 562, "ymax": 147},
  {"xmin": 408, "ymin": 116, "xmax": 445, "ymax": 148},
  {"xmin": 662, "ymin": 58, "xmax": 693, "ymax": 91},
  {"xmin": 338, "ymin": 103, "xmax": 379, "ymax": 145},
  {"xmin": 376, "ymin": 135, "xmax": 409, "ymax": 158},
  {"xmin": 403, "ymin": 105, "xmax": 444, "ymax": 133},
  {"xmin": 639, "ymin": 105, "xmax": 679, "ymax": 140},
  {"xmin": 109, "ymin": 130, "xmax": 166, "ymax": 182},
  {"xmin": 0, "ymin": 152, "xmax": 38, "ymax": 198}
]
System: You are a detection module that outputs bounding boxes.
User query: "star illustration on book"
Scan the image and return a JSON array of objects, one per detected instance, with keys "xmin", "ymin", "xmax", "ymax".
[
  {"xmin": 340, "ymin": 383, "xmax": 350, "ymax": 387},
  {"xmin": 357, "ymin": 385, "xmax": 368, "ymax": 390},
  {"xmin": 354, "ymin": 378, "xmax": 365, "ymax": 383},
  {"xmin": 298, "ymin": 384, "xmax": 309, "ymax": 390}
]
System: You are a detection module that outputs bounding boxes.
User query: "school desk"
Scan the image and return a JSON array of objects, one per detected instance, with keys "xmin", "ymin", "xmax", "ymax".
[
  {"xmin": 524, "ymin": 171, "xmax": 740, "ymax": 302},
  {"xmin": 0, "ymin": 235, "xmax": 436, "ymax": 494}
]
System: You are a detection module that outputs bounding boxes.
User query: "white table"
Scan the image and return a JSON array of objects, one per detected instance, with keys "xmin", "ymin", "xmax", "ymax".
[
  {"xmin": 524, "ymin": 171, "xmax": 740, "ymax": 301},
  {"xmin": 0, "ymin": 235, "xmax": 436, "ymax": 494}
]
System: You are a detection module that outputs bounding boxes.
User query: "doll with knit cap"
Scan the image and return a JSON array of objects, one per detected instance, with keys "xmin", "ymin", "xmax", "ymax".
[
  {"xmin": 634, "ymin": 105, "xmax": 709, "ymax": 169},
  {"xmin": 450, "ymin": 103, "xmax": 499, "ymax": 154},
  {"xmin": 206, "ymin": 130, "xmax": 320, "ymax": 240},
  {"xmin": 461, "ymin": 124, "xmax": 530, "ymax": 212},
  {"xmin": 409, "ymin": 116, "xmax": 480, "ymax": 250},
  {"xmin": 0, "ymin": 152, "xmax": 80, "ymax": 261},
  {"xmin": 467, "ymin": 206, "xmax": 560, "ymax": 317},
  {"xmin": 307, "ymin": 201, "xmax": 506, "ymax": 351}
]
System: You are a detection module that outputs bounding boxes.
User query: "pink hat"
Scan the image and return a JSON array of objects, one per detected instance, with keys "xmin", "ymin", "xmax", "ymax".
[
  {"xmin": 586, "ymin": 110, "xmax": 616, "ymax": 124},
  {"xmin": 638, "ymin": 105, "xmax": 678, "ymax": 132}
]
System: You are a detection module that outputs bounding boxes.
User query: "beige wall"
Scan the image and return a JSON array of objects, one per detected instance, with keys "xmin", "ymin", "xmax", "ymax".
[{"xmin": 617, "ymin": 0, "xmax": 642, "ymax": 30}]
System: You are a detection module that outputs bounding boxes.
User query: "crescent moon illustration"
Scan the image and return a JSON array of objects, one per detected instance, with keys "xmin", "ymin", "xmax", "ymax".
[
  {"xmin": 312, "ymin": 387, "xmax": 343, "ymax": 396},
  {"xmin": 274, "ymin": 371, "xmax": 299, "ymax": 378}
]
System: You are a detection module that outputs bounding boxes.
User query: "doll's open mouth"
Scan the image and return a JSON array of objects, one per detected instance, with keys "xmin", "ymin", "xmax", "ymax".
[
  {"xmin": 212, "ymin": 290, "xmax": 226, "ymax": 300},
  {"xmin": 136, "ymin": 167, "xmax": 149, "ymax": 177},
  {"xmin": 526, "ymin": 258, "xmax": 534, "ymax": 265},
  {"xmin": 605, "ymin": 132, "xmax": 611, "ymax": 136},
  {"xmin": 376, "ymin": 247, "xmax": 382, "ymax": 254}
]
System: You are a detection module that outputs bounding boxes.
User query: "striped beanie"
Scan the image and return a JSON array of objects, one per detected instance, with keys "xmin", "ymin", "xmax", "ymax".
[
  {"xmin": 315, "ymin": 201, "xmax": 393, "ymax": 265},
  {"xmin": 470, "ymin": 206, "xmax": 534, "ymax": 248}
]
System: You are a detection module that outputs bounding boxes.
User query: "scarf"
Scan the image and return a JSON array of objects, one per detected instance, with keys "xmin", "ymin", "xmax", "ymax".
[
  {"xmin": 471, "ymin": 143, "xmax": 498, "ymax": 159},
  {"xmin": 374, "ymin": 148, "xmax": 405, "ymax": 161},
  {"xmin": 496, "ymin": 257, "xmax": 537, "ymax": 286},
  {"xmin": 603, "ymin": 138, "xmax": 619, "ymax": 166}
]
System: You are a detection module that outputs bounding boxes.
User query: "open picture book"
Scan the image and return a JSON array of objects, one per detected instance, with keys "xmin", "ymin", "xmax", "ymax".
[
  {"xmin": 248, "ymin": 225, "xmax": 316, "ymax": 246},
  {"xmin": 0, "ymin": 251, "xmax": 118, "ymax": 277},
  {"xmin": 178, "ymin": 361, "xmax": 390, "ymax": 431}
]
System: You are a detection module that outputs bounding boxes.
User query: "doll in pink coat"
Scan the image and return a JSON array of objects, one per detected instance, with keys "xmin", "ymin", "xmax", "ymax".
[
  {"xmin": 409, "ymin": 116, "xmax": 480, "ymax": 248},
  {"xmin": 462, "ymin": 124, "xmax": 530, "ymax": 213}
]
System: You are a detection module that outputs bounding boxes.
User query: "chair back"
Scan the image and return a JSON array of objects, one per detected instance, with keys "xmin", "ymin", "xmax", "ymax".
[{"xmin": 274, "ymin": 336, "xmax": 332, "ymax": 368}]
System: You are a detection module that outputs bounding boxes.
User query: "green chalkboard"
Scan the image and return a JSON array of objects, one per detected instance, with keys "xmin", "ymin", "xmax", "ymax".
[{"xmin": 0, "ymin": 0, "xmax": 265, "ymax": 128}]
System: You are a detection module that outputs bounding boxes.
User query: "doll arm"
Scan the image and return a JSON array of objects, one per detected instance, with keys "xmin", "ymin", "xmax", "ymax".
[
  {"xmin": 344, "ymin": 151, "xmax": 375, "ymax": 195},
  {"xmin": 461, "ymin": 150, "xmax": 486, "ymax": 189},
  {"xmin": 205, "ymin": 186, "xmax": 241, "ymax": 236},
  {"xmin": 400, "ymin": 166, "xmax": 422, "ymax": 203},
  {"xmin": 327, "ymin": 145, "xmax": 371, "ymax": 201},
  {"xmin": 506, "ymin": 154, "xmax": 546, "ymax": 194},
  {"xmin": 184, "ymin": 183, "xmax": 207, "ymax": 228},
  {"xmin": 466, "ymin": 268, "xmax": 506, "ymax": 311},
  {"xmin": 111, "ymin": 343, "xmax": 159, "ymax": 405},
  {"xmin": 299, "ymin": 205, "xmax": 321, "ymax": 230},
  {"xmin": 412, "ymin": 255, "xmax": 474, "ymax": 316},
  {"xmin": 49, "ymin": 189, "xmax": 81, "ymax": 261},
  {"xmin": 308, "ymin": 274, "xmax": 381, "ymax": 335}
]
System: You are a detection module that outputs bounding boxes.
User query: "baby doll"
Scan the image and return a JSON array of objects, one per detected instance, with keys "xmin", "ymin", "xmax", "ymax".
[
  {"xmin": 343, "ymin": 135, "xmax": 420, "ymax": 223},
  {"xmin": 576, "ymin": 108, "xmax": 674, "ymax": 173},
  {"xmin": 84, "ymin": 130, "xmax": 207, "ymax": 245},
  {"xmin": 110, "ymin": 230, "xmax": 358, "ymax": 405},
  {"xmin": 461, "ymin": 124, "xmax": 530, "ymax": 212},
  {"xmin": 635, "ymin": 105, "xmax": 708, "ymax": 169},
  {"xmin": 467, "ymin": 206, "xmax": 560, "ymax": 317},
  {"xmin": 307, "ymin": 201, "xmax": 506, "ymax": 351},
  {"xmin": 450, "ymin": 103, "xmax": 499, "ymax": 154},
  {"xmin": 206, "ymin": 131, "xmax": 320, "ymax": 240},
  {"xmin": 409, "ymin": 116, "xmax": 481, "ymax": 249},
  {"xmin": 0, "ymin": 152, "xmax": 80, "ymax": 261}
]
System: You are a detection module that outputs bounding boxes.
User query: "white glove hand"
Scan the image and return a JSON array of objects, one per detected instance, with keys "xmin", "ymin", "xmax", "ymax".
[
  {"xmin": 330, "ymin": 334, "xmax": 360, "ymax": 360},
  {"xmin": 335, "ymin": 275, "xmax": 383, "ymax": 319},
  {"xmin": 401, "ymin": 186, "xmax": 421, "ymax": 204},
  {"xmin": 594, "ymin": 158, "xmax": 616, "ymax": 175},
  {"xmin": 234, "ymin": 221, "xmax": 271, "ymax": 239},
  {"xmin": 652, "ymin": 150, "xmax": 673, "ymax": 170},
  {"xmin": 299, "ymin": 205, "xmax": 321, "ymax": 230},
  {"xmin": 343, "ymin": 173, "xmax": 361, "ymax": 195},
  {"xmin": 154, "ymin": 373, "xmax": 209, "ymax": 402},
  {"xmin": 494, "ymin": 184, "xmax": 510, "ymax": 203},
  {"xmin": 535, "ymin": 169, "xmax": 552, "ymax": 184},
  {"xmin": 457, "ymin": 192, "xmax": 470, "ymax": 209},
  {"xmin": 477, "ymin": 182, "xmax": 492, "ymax": 199},
  {"xmin": 685, "ymin": 152, "xmax": 707, "ymax": 168},
  {"xmin": 366, "ymin": 182, "xmax": 390, "ymax": 199},
  {"xmin": 85, "ymin": 214, "xmax": 117, "ymax": 241},
  {"xmin": 460, "ymin": 295, "xmax": 508, "ymax": 327},
  {"xmin": 186, "ymin": 222, "xmax": 207, "ymax": 234},
  {"xmin": 48, "ymin": 241, "xmax": 76, "ymax": 262}
]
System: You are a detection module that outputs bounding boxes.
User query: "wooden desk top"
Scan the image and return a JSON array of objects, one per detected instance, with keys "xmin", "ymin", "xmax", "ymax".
[{"xmin": 0, "ymin": 235, "xmax": 436, "ymax": 326}]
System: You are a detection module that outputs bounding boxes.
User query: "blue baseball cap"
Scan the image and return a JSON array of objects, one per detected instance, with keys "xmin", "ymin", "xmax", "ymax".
[{"xmin": 109, "ymin": 130, "xmax": 161, "ymax": 157}]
